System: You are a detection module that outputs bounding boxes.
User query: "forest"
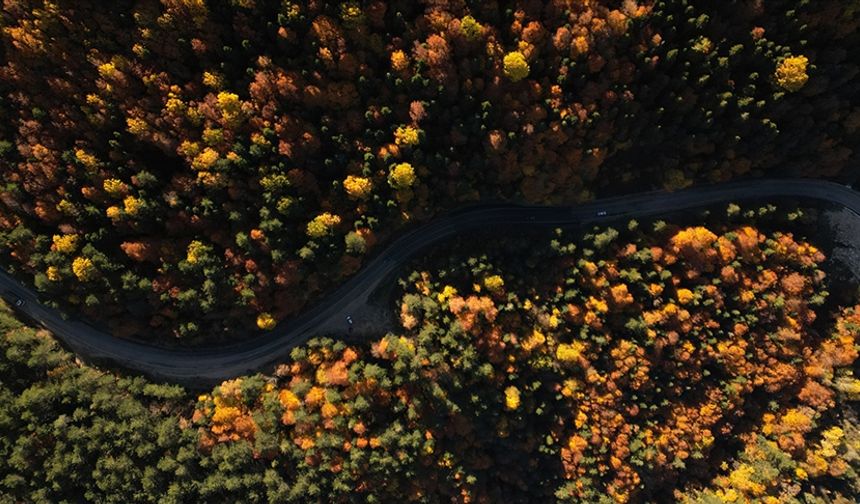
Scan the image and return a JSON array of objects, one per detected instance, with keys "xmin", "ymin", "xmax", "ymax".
[
  {"xmin": 1, "ymin": 0, "xmax": 859, "ymax": 342},
  {"xmin": 3, "ymin": 203, "xmax": 860, "ymax": 503}
]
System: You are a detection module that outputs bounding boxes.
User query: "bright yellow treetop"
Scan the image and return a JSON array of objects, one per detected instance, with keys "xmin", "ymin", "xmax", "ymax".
[
  {"xmin": 186, "ymin": 240, "xmax": 207, "ymax": 264},
  {"xmin": 775, "ymin": 55, "xmax": 809, "ymax": 92},
  {"xmin": 557, "ymin": 341, "xmax": 586, "ymax": 362},
  {"xmin": 307, "ymin": 212, "xmax": 342, "ymax": 238},
  {"xmin": 103, "ymin": 178, "xmax": 127, "ymax": 197},
  {"xmin": 483, "ymin": 275, "xmax": 504, "ymax": 292},
  {"xmin": 256, "ymin": 312, "xmax": 277, "ymax": 330},
  {"xmin": 503, "ymin": 51, "xmax": 530, "ymax": 82},
  {"xmin": 75, "ymin": 149, "xmax": 98, "ymax": 169},
  {"xmin": 504, "ymin": 386, "xmax": 521, "ymax": 410},
  {"xmin": 390, "ymin": 50, "xmax": 409, "ymax": 72},
  {"xmin": 388, "ymin": 162, "xmax": 416, "ymax": 190},
  {"xmin": 394, "ymin": 125, "xmax": 420, "ymax": 146},
  {"xmin": 52, "ymin": 234, "xmax": 78, "ymax": 254},
  {"xmin": 126, "ymin": 117, "xmax": 148, "ymax": 135},
  {"xmin": 343, "ymin": 175, "xmax": 373, "ymax": 199},
  {"xmin": 72, "ymin": 256, "xmax": 97, "ymax": 282},
  {"xmin": 123, "ymin": 196, "xmax": 143, "ymax": 216},
  {"xmin": 46, "ymin": 266, "xmax": 61, "ymax": 281},
  {"xmin": 192, "ymin": 147, "xmax": 219, "ymax": 170},
  {"xmin": 677, "ymin": 288, "xmax": 695, "ymax": 304},
  {"xmin": 460, "ymin": 15, "xmax": 483, "ymax": 41},
  {"xmin": 216, "ymin": 91, "xmax": 243, "ymax": 124}
]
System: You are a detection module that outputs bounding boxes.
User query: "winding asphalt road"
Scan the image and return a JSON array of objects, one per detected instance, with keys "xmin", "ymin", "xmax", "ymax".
[{"xmin": 1, "ymin": 178, "xmax": 858, "ymax": 389}]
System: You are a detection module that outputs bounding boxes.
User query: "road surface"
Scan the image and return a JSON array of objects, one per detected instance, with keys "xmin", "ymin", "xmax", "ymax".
[{"xmin": 1, "ymin": 178, "xmax": 857, "ymax": 388}]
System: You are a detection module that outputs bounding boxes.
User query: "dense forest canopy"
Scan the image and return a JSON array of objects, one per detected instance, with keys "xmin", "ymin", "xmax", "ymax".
[
  {"xmin": 1, "ymin": 0, "xmax": 858, "ymax": 342},
  {"xmin": 3, "ymin": 204, "xmax": 860, "ymax": 502},
  {"xmin": 2, "ymin": 3, "xmax": 860, "ymax": 499}
]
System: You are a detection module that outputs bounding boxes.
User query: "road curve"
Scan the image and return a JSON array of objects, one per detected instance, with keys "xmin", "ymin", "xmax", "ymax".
[{"xmin": 1, "ymin": 178, "xmax": 858, "ymax": 389}]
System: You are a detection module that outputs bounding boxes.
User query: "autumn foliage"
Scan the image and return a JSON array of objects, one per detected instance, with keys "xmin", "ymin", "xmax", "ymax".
[
  {"xmin": 1, "ymin": 1, "xmax": 858, "ymax": 342},
  {"xmin": 192, "ymin": 213, "xmax": 860, "ymax": 502}
]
